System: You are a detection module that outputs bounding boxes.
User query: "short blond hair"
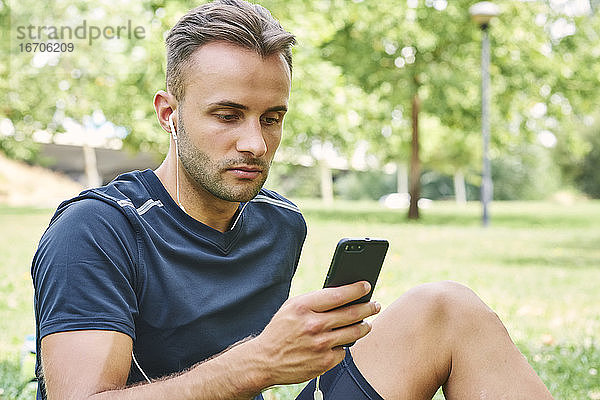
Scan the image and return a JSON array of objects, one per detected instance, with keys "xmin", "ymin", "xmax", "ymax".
[{"xmin": 165, "ymin": 0, "xmax": 296, "ymax": 101}]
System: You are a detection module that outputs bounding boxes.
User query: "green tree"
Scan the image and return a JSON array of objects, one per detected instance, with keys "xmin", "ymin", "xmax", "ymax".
[
  {"xmin": 314, "ymin": 0, "xmax": 599, "ymax": 209},
  {"xmin": 1, "ymin": 0, "xmax": 169, "ymax": 159},
  {"xmin": 319, "ymin": 0, "xmax": 485, "ymax": 217}
]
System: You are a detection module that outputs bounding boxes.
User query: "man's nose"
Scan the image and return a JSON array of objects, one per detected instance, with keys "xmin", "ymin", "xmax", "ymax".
[{"xmin": 236, "ymin": 119, "xmax": 267, "ymax": 157}]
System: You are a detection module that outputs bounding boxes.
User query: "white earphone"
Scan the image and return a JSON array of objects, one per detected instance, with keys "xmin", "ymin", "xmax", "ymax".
[{"xmin": 168, "ymin": 113, "xmax": 178, "ymax": 141}]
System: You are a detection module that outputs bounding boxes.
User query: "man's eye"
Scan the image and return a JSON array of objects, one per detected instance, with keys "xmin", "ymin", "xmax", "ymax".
[
  {"xmin": 261, "ymin": 115, "xmax": 281, "ymax": 125},
  {"xmin": 215, "ymin": 114, "xmax": 238, "ymax": 121}
]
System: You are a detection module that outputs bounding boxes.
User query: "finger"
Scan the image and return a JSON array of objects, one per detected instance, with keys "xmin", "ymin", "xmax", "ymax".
[
  {"xmin": 322, "ymin": 301, "xmax": 381, "ymax": 330},
  {"xmin": 306, "ymin": 281, "xmax": 371, "ymax": 312},
  {"xmin": 321, "ymin": 346, "xmax": 347, "ymax": 372},
  {"xmin": 327, "ymin": 320, "xmax": 373, "ymax": 348}
]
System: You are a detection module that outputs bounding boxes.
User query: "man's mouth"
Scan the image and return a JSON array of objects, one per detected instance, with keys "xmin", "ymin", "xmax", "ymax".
[{"xmin": 227, "ymin": 165, "xmax": 264, "ymax": 179}]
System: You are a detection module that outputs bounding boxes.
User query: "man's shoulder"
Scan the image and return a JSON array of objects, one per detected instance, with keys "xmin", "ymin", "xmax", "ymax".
[
  {"xmin": 52, "ymin": 170, "xmax": 155, "ymax": 220},
  {"xmin": 248, "ymin": 189, "xmax": 306, "ymax": 238},
  {"xmin": 88, "ymin": 169, "xmax": 155, "ymax": 206},
  {"xmin": 44, "ymin": 191, "xmax": 136, "ymax": 244}
]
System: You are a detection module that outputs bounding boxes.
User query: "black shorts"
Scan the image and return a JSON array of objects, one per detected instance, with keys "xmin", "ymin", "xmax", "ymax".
[{"xmin": 295, "ymin": 348, "xmax": 384, "ymax": 400}]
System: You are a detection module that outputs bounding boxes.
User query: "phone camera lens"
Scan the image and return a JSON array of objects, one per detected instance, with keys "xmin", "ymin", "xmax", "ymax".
[{"xmin": 345, "ymin": 243, "xmax": 364, "ymax": 252}]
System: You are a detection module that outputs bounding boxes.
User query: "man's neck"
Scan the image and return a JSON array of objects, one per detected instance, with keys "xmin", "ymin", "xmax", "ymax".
[{"xmin": 154, "ymin": 158, "xmax": 240, "ymax": 233}]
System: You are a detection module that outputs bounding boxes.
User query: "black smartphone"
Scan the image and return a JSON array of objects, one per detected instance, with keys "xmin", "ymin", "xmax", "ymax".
[
  {"xmin": 323, "ymin": 238, "xmax": 388, "ymax": 347},
  {"xmin": 323, "ymin": 238, "xmax": 389, "ymax": 308}
]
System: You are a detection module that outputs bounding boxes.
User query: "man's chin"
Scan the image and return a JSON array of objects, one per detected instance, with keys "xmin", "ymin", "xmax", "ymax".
[{"xmin": 214, "ymin": 181, "xmax": 266, "ymax": 203}]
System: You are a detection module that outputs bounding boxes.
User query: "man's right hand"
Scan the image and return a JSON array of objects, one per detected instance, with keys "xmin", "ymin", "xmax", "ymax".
[{"xmin": 248, "ymin": 281, "xmax": 382, "ymax": 387}]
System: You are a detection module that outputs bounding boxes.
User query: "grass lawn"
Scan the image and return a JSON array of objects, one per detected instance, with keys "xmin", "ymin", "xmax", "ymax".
[{"xmin": 1, "ymin": 200, "xmax": 599, "ymax": 399}]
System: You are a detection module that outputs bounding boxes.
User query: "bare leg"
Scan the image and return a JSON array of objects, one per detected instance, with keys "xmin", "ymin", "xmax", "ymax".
[{"xmin": 351, "ymin": 281, "xmax": 554, "ymax": 400}]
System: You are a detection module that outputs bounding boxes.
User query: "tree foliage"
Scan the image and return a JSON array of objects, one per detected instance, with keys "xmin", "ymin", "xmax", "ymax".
[
  {"xmin": 572, "ymin": 115, "xmax": 600, "ymax": 198},
  {"xmin": 1, "ymin": 0, "xmax": 598, "ymax": 199}
]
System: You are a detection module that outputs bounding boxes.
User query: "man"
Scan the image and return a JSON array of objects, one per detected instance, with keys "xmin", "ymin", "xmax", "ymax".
[{"xmin": 32, "ymin": 1, "xmax": 554, "ymax": 399}]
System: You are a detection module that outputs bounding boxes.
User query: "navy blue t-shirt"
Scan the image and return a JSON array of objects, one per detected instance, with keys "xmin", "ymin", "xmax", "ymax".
[{"xmin": 32, "ymin": 169, "xmax": 306, "ymax": 398}]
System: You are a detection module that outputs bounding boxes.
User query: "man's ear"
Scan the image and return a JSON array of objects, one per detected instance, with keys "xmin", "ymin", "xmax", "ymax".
[{"xmin": 153, "ymin": 90, "xmax": 177, "ymax": 134}]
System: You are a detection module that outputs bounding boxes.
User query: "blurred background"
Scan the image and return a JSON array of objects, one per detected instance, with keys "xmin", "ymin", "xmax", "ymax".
[
  {"xmin": 1, "ymin": 0, "xmax": 599, "ymax": 209},
  {"xmin": 0, "ymin": 0, "xmax": 599, "ymax": 399}
]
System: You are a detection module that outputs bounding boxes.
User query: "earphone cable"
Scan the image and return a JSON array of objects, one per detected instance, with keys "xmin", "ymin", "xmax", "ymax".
[
  {"xmin": 131, "ymin": 351, "xmax": 152, "ymax": 384},
  {"xmin": 314, "ymin": 374, "xmax": 323, "ymax": 400},
  {"xmin": 174, "ymin": 137, "xmax": 186, "ymax": 212}
]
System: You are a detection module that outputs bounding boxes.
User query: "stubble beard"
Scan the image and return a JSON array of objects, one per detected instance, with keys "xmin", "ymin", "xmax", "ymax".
[{"xmin": 176, "ymin": 117, "xmax": 270, "ymax": 203}]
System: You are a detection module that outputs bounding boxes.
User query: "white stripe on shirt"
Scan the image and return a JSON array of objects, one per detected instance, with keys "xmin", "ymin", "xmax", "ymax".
[
  {"xmin": 117, "ymin": 199, "xmax": 164, "ymax": 215},
  {"xmin": 251, "ymin": 195, "xmax": 301, "ymax": 214}
]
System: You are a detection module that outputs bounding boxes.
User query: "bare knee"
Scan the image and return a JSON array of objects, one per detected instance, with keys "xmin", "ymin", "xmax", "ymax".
[
  {"xmin": 398, "ymin": 281, "xmax": 501, "ymax": 332},
  {"xmin": 364, "ymin": 281, "xmax": 498, "ymax": 385}
]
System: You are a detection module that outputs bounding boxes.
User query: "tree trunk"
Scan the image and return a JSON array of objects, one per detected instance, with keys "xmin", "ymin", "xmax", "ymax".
[
  {"xmin": 408, "ymin": 92, "xmax": 420, "ymax": 219},
  {"xmin": 396, "ymin": 162, "xmax": 408, "ymax": 194},
  {"xmin": 454, "ymin": 170, "xmax": 467, "ymax": 205},
  {"xmin": 319, "ymin": 159, "xmax": 334, "ymax": 205},
  {"xmin": 83, "ymin": 144, "xmax": 101, "ymax": 188}
]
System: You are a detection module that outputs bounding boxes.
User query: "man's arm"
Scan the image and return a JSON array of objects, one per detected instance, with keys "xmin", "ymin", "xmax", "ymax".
[
  {"xmin": 41, "ymin": 281, "xmax": 380, "ymax": 400},
  {"xmin": 41, "ymin": 330, "xmax": 266, "ymax": 400}
]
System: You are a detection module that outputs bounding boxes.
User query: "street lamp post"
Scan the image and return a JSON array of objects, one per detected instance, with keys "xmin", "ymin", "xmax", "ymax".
[{"xmin": 469, "ymin": 2, "xmax": 500, "ymax": 227}]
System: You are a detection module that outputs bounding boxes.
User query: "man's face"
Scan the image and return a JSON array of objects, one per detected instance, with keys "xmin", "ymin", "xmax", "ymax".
[{"xmin": 175, "ymin": 42, "xmax": 291, "ymax": 203}]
